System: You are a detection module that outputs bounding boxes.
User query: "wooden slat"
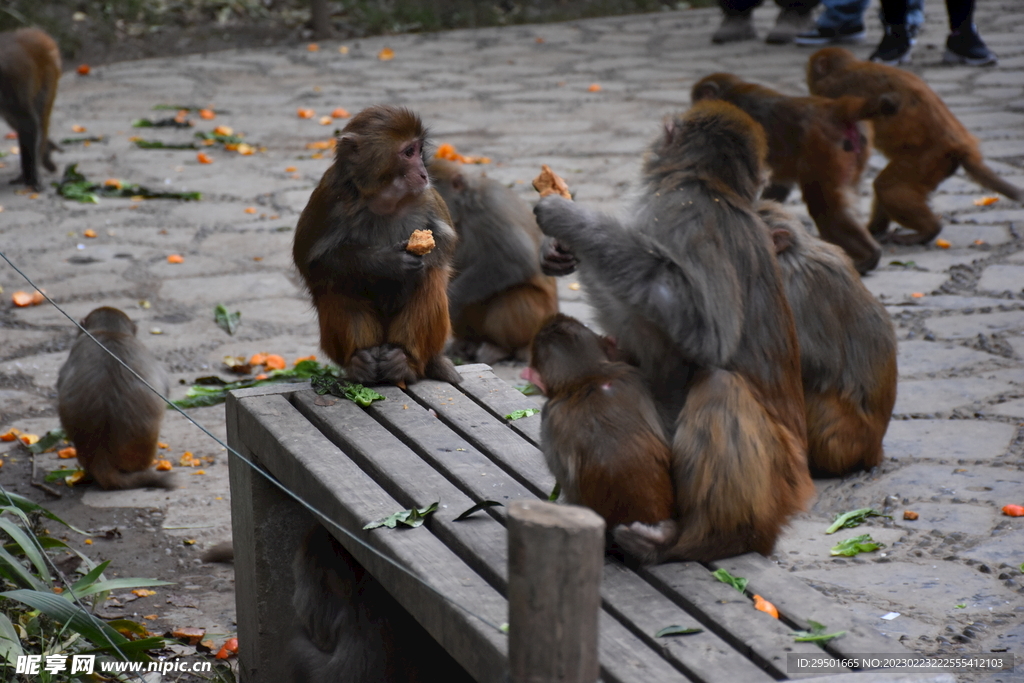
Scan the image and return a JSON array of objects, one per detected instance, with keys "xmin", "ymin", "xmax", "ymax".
[
  {"xmin": 232, "ymin": 393, "xmax": 509, "ymax": 683},
  {"xmin": 643, "ymin": 562, "xmax": 847, "ymax": 679},
  {"xmin": 403, "ymin": 378, "xmax": 554, "ymax": 498},
  {"xmin": 290, "ymin": 387, "xmax": 690, "ymax": 683},
  {"xmin": 711, "ymin": 554, "xmax": 907, "ymax": 658},
  {"xmin": 601, "ymin": 560, "xmax": 774, "ymax": 683},
  {"xmin": 453, "ymin": 365, "xmax": 543, "ymax": 446}
]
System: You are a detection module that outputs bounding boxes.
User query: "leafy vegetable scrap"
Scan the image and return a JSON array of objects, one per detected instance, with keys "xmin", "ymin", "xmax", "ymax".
[
  {"xmin": 55, "ymin": 164, "xmax": 200, "ymax": 203},
  {"xmin": 311, "ymin": 374, "xmax": 386, "ymax": 407},
  {"xmin": 172, "ymin": 359, "xmax": 330, "ymax": 409},
  {"xmin": 830, "ymin": 534, "xmax": 884, "ymax": 557},
  {"xmin": 655, "ymin": 625, "xmax": 702, "ymax": 637},
  {"xmin": 712, "ymin": 568, "xmax": 748, "ymax": 593},
  {"xmin": 214, "ymin": 304, "xmax": 241, "ymax": 336},
  {"xmin": 364, "ymin": 502, "xmax": 439, "ymax": 530},
  {"xmin": 791, "ymin": 620, "xmax": 846, "ymax": 643},
  {"xmin": 825, "ymin": 507, "xmax": 890, "ymax": 534},
  {"xmin": 505, "ymin": 409, "xmax": 540, "ymax": 421}
]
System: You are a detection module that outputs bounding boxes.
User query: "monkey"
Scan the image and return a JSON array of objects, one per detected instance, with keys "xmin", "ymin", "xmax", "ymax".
[
  {"xmin": 429, "ymin": 159, "xmax": 559, "ymax": 364},
  {"xmin": 0, "ymin": 28, "xmax": 61, "ymax": 192},
  {"xmin": 521, "ymin": 314, "xmax": 675, "ymax": 529},
  {"xmin": 757, "ymin": 200, "xmax": 898, "ymax": 476},
  {"xmin": 290, "ymin": 523, "xmax": 473, "ymax": 683},
  {"xmin": 807, "ymin": 47, "xmax": 1022, "ymax": 246},
  {"xmin": 534, "ymin": 100, "xmax": 814, "ymax": 564},
  {"xmin": 56, "ymin": 307, "xmax": 175, "ymax": 490},
  {"xmin": 691, "ymin": 72, "xmax": 898, "ymax": 274},
  {"xmin": 201, "ymin": 541, "xmax": 234, "ymax": 563},
  {"xmin": 292, "ymin": 105, "xmax": 462, "ymax": 387}
]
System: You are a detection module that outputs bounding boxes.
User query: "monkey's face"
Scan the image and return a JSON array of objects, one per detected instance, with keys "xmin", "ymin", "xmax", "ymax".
[{"xmin": 367, "ymin": 138, "xmax": 429, "ymax": 216}]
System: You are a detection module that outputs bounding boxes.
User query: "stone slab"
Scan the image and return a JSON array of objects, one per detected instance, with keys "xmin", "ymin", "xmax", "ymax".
[{"xmin": 882, "ymin": 419, "xmax": 1016, "ymax": 462}]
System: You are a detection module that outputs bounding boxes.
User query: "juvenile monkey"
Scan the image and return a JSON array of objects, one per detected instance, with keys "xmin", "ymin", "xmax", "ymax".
[
  {"xmin": 758, "ymin": 201, "xmax": 897, "ymax": 476},
  {"xmin": 535, "ymin": 101, "xmax": 814, "ymax": 563},
  {"xmin": 692, "ymin": 72, "xmax": 897, "ymax": 274},
  {"xmin": 0, "ymin": 28, "xmax": 61, "ymax": 191},
  {"xmin": 290, "ymin": 523, "xmax": 473, "ymax": 683},
  {"xmin": 522, "ymin": 314, "xmax": 675, "ymax": 529},
  {"xmin": 429, "ymin": 159, "xmax": 558, "ymax": 364},
  {"xmin": 57, "ymin": 307, "xmax": 174, "ymax": 490},
  {"xmin": 292, "ymin": 106, "xmax": 461, "ymax": 386},
  {"xmin": 807, "ymin": 47, "xmax": 1022, "ymax": 245}
]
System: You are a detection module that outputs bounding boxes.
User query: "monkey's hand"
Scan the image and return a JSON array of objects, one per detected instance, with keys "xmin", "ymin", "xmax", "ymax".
[
  {"xmin": 533, "ymin": 195, "xmax": 591, "ymax": 246},
  {"xmin": 388, "ymin": 241, "xmax": 426, "ymax": 277},
  {"xmin": 613, "ymin": 520, "xmax": 678, "ymax": 566},
  {"xmin": 539, "ymin": 236, "xmax": 578, "ymax": 277}
]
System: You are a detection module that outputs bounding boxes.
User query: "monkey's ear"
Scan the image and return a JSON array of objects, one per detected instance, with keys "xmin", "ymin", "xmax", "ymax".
[
  {"xmin": 451, "ymin": 173, "xmax": 466, "ymax": 191},
  {"xmin": 337, "ymin": 134, "xmax": 359, "ymax": 155},
  {"xmin": 770, "ymin": 228, "xmax": 793, "ymax": 255},
  {"xmin": 692, "ymin": 82, "xmax": 719, "ymax": 102},
  {"xmin": 662, "ymin": 117, "xmax": 677, "ymax": 144},
  {"xmin": 809, "ymin": 55, "xmax": 830, "ymax": 79}
]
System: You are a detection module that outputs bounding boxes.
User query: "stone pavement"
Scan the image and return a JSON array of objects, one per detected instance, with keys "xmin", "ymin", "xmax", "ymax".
[{"xmin": 1, "ymin": 2, "xmax": 1024, "ymax": 677}]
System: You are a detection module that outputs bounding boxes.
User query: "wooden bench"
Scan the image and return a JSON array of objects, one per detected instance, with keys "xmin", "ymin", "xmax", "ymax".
[{"xmin": 226, "ymin": 364, "xmax": 955, "ymax": 683}]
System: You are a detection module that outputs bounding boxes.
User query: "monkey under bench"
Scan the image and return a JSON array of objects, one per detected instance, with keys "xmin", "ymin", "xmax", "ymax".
[{"xmin": 226, "ymin": 364, "xmax": 951, "ymax": 683}]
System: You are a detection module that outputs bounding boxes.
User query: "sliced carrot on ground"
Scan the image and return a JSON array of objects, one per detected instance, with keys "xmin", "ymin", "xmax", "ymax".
[
  {"xmin": 213, "ymin": 125, "xmax": 233, "ymax": 136},
  {"xmin": 155, "ymin": 459, "xmax": 173, "ymax": 471},
  {"xmin": 297, "ymin": 108, "xmax": 315, "ymax": 119},
  {"xmin": 307, "ymin": 43, "xmax": 320, "ymax": 52},
  {"xmin": 199, "ymin": 109, "xmax": 216, "ymax": 120},
  {"xmin": 294, "ymin": 355, "xmax": 316, "ymax": 364},
  {"xmin": 76, "ymin": 64, "xmax": 91, "ymax": 75},
  {"xmin": 0, "ymin": 429, "xmax": 21, "ymax": 442},
  {"xmin": 244, "ymin": 207, "xmax": 257, "ymax": 214},
  {"xmin": 753, "ymin": 595, "xmax": 779, "ymax": 619},
  {"xmin": 58, "ymin": 447, "xmax": 77, "ymax": 459},
  {"xmin": 974, "ymin": 196, "xmax": 999, "ymax": 206},
  {"xmin": 935, "ymin": 238, "xmax": 951, "ymax": 249},
  {"xmin": 587, "ymin": 83, "xmax": 602, "ymax": 92},
  {"xmin": 71, "ymin": 124, "xmax": 86, "ymax": 133},
  {"xmin": 1002, "ymin": 504, "xmax": 1024, "ymax": 517},
  {"xmin": 196, "ymin": 152, "xmax": 213, "ymax": 164},
  {"xmin": 903, "ymin": 510, "xmax": 919, "ymax": 520},
  {"xmin": 263, "ymin": 354, "xmax": 286, "ymax": 370},
  {"xmin": 331, "ymin": 108, "xmax": 350, "ymax": 119},
  {"xmin": 378, "ymin": 47, "xmax": 395, "ymax": 61},
  {"xmin": 215, "ymin": 637, "xmax": 239, "ymax": 659},
  {"xmin": 167, "ymin": 254, "xmax": 184, "ymax": 264},
  {"xmin": 250, "ymin": 352, "xmax": 268, "ymax": 366}
]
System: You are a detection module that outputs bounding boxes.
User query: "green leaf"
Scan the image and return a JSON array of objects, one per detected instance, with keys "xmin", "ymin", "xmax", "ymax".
[
  {"xmin": 454, "ymin": 501, "xmax": 502, "ymax": 521},
  {"xmin": 26, "ymin": 428, "xmax": 67, "ymax": 454},
  {"xmin": 364, "ymin": 502, "xmax": 439, "ymax": 530},
  {"xmin": 343, "ymin": 384, "xmax": 385, "ymax": 407},
  {"xmin": 505, "ymin": 408, "xmax": 540, "ymax": 421},
  {"xmin": 955, "ymin": 603, "xmax": 966, "ymax": 609},
  {"xmin": 213, "ymin": 304, "xmax": 241, "ymax": 336},
  {"xmin": 105, "ymin": 620, "xmax": 150, "ymax": 638},
  {"xmin": 133, "ymin": 139, "xmax": 197, "ymax": 149},
  {"xmin": 0, "ymin": 519, "xmax": 51, "ymax": 586},
  {"xmin": 44, "ymin": 469, "xmax": 80, "ymax": 483},
  {"xmin": 0, "ymin": 590, "xmax": 148, "ymax": 660},
  {"xmin": 0, "ymin": 493, "xmax": 87, "ymax": 534},
  {"xmin": 825, "ymin": 508, "xmax": 890, "ymax": 534},
  {"xmin": 888, "ymin": 260, "xmax": 917, "ymax": 267},
  {"xmin": 4, "ymin": 536, "xmax": 68, "ymax": 554},
  {"xmin": 655, "ymin": 625, "xmax": 703, "ymax": 637},
  {"xmin": 830, "ymin": 534, "xmax": 884, "ymax": 557},
  {"xmin": 0, "ymin": 546, "xmax": 45, "ymax": 590},
  {"xmin": 70, "ymin": 561, "xmax": 109, "ymax": 594},
  {"xmin": 515, "ymin": 383, "xmax": 542, "ymax": 396},
  {"xmin": 791, "ymin": 620, "xmax": 846, "ymax": 643},
  {"xmin": 153, "ymin": 104, "xmax": 230, "ymax": 114},
  {"xmin": 499, "ymin": 623, "xmax": 509, "ymax": 634},
  {"xmin": 548, "ymin": 482, "xmax": 561, "ymax": 502},
  {"xmin": 70, "ymin": 578, "xmax": 173, "ymax": 600},
  {"xmin": 712, "ymin": 568, "xmax": 748, "ymax": 594},
  {"xmin": 0, "ymin": 612, "xmax": 23, "ymax": 664}
]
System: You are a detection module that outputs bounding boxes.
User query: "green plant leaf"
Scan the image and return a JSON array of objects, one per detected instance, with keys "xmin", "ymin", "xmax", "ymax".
[
  {"xmin": 44, "ymin": 469, "xmax": 80, "ymax": 483},
  {"xmin": 364, "ymin": 502, "xmax": 439, "ymax": 530},
  {"xmin": 712, "ymin": 568, "xmax": 748, "ymax": 593},
  {"xmin": 505, "ymin": 408, "xmax": 539, "ymax": 421},
  {"xmin": 515, "ymin": 383, "xmax": 542, "ymax": 396},
  {"xmin": 791, "ymin": 620, "xmax": 846, "ymax": 643},
  {"xmin": 26, "ymin": 429, "xmax": 68, "ymax": 454},
  {"xmin": 70, "ymin": 578, "xmax": 173, "ymax": 601},
  {"xmin": 825, "ymin": 508, "xmax": 890, "ymax": 534},
  {"xmin": 548, "ymin": 482, "xmax": 561, "ymax": 502},
  {"xmin": 0, "ymin": 493, "xmax": 87, "ymax": 534},
  {"xmin": 133, "ymin": 139, "xmax": 198, "ymax": 149},
  {"xmin": 213, "ymin": 304, "xmax": 241, "ymax": 336},
  {"xmin": 0, "ymin": 546, "xmax": 45, "ymax": 591},
  {"xmin": 830, "ymin": 534, "xmax": 884, "ymax": 557},
  {"xmin": 0, "ymin": 612, "xmax": 23, "ymax": 664},
  {"xmin": 454, "ymin": 501, "xmax": 502, "ymax": 521},
  {"xmin": 655, "ymin": 625, "xmax": 703, "ymax": 637},
  {"xmin": 0, "ymin": 519, "xmax": 51, "ymax": 587},
  {"xmin": 70, "ymin": 561, "xmax": 110, "ymax": 595}
]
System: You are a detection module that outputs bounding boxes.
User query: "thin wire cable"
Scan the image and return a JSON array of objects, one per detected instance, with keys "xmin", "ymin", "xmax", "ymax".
[{"xmin": 0, "ymin": 250, "xmax": 506, "ymax": 635}]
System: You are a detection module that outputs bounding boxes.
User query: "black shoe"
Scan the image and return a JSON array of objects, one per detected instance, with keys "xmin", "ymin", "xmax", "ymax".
[
  {"xmin": 794, "ymin": 24, "xmax": 867, "ymax": 46},
  {"xmin": 943, "ymin": 25, "xmax": 998, "ymax": 66},
  {"xmin": 870, "ymin": 25, "xmax": 912, "ymax": 65}
]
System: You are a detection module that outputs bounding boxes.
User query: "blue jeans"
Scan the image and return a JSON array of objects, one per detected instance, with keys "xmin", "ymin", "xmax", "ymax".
[{"xmin": 816, "ymin": 0, "xmax": 924, "ymax": 30}]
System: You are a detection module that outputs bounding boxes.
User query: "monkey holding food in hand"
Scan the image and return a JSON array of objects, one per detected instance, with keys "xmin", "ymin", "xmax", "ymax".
[
  {"xmin": 57, "ymin": 307, "xmax": 174, "ymax": 490},
  {"xmin": 430, "ymin": 159, "xmax": 558, "ymax": 364},
  {"xmin": 293, "ymin": 105, "xmax": 461, "ymax": 386},
  {"xmin": 0, "ymin": 28, "xmax": 61, "ymax": 191}
]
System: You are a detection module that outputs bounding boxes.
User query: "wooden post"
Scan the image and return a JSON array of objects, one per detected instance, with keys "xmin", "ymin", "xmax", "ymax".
[
  {"xmin": 310, "ymin": 0, "xmax": 333, "ymax": 40},
  {"xmin": 507, "ymin": 501, "xmax": 604, "ymax": 683}
]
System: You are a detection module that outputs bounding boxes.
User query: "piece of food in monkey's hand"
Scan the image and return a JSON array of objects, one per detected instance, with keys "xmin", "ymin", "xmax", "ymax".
[
  {"xmin": 532, "ymin": 164, "xmax": 572, "ymax": 200},
  {"xmin": 406, "ymin": 229, "xmax": 435, "ymax": 255}
]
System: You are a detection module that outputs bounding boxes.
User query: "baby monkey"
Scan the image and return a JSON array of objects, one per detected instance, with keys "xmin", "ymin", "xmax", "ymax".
[
  {"xmin": 523, "ymin": 314, "xmax": 675, "ymax": 530},
  {"xmin": 57, "ymin": 307, "xmax": 174, "ymax": 490}
]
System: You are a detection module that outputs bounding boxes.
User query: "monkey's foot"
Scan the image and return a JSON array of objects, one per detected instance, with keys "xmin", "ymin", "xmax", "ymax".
[
  {"xmin": 425, "ymin": 354, "xmax": 463, "ymax": 384},
  {"xmin": 613, "ymin": 520, "xmax": 677, "ymax": 565},
  {"xmin": 9, "ymin": 175, "xmax": 42, "ymax": 192},
  {"xmin": 888, "ymin": 229, "xmax": 937, "ymax": 246},
  {"xmin": 474, "ymin": 342, "xmax": 513, "ymax": 366},
  {"xmin": 540, "ymin": 236, "xmax": 579, "ymax": 277},
  {"xmin": 349, "ymin": 345, "xmax": 417, "ymax": 386}
]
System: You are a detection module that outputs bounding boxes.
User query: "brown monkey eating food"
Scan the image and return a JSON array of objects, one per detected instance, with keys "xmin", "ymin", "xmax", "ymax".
[
  {"xmin": 57, "ymin": 307, "xmax": 174, "ymax": 490},
  {"xmin": 807, "ymin": 47, "xmax": 1022, "ymax": 245},
  {"xmin": 0, "ymin": 28, "xmax": 62, "ymax": 191},
  {"xmin": 292, "ymin": 105, "xmax": 461, "ymax": 386},
  {"xmin": 430, "ymin": 158, "xmax": 558, "ymax": 363}
]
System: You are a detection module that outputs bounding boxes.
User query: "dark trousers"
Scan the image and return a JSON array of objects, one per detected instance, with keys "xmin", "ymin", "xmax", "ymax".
[
  {"xmin": 719, "ymin": 0, "xmax": 820, "ymax": 15},
  {"xmin": 881, "ymin": 0, "xmax": 976, "ymax": 29}
]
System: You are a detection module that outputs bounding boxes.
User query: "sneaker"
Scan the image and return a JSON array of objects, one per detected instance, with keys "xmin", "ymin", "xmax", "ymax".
[
  {"xmin": 766, "ymin": 7, "xmax": 815, "ymax": 44},
  {"xmin": 943, "ymin": 25, "xmax": 998, "ymax": 66},
  {"xmin": 869, "ymin": 25, "xmax": 912, "ymax": 65},
  {"xmin": 712, "ymin": 12, "xmax": 756, "ymax": 44},
  {"xmin": 794, "ymin": 24, "xmax": 867, "ymax": 46}
]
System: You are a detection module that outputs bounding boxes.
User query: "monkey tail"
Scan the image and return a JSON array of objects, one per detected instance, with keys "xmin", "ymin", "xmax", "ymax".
[
  {"xmin": 961, "ymin": 152, "xmax": 1022, "ymax": 202},
  {"xmin": 87, "ymin": 455, "xmax": 177, "ymax": 491},
  {"xmin": 201, "ymin": 541, "xmax": 234, "ymax": 563}
]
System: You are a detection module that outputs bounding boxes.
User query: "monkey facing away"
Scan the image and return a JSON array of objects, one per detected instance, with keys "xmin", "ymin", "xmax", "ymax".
[
  {"xmin": 807, "ymin": 47, "xmax": 1022, "ymax": 245},
  {"xmin": 691, "ymin": 72, "xmax": 898, "ymax": 274},
  {"xmin": 57, "ymin": 307, "xmax": 174, "ymax": 490},
  {"xmin": 290, "ymin": 523, "xmax": 473, "ymax": 683},
  {"xmin": 292, "ymin": 106, "xmax": 462, "ymax": 386},
  {"xmin": 522, "ymin": 314, "xmax": 675, "ymax": 529},
  {"xmin": 534, "ymin": 100, "xmax": 814, "ymax": 563},
  {"xmin": 0, "ymin": 28, "xmax": 61, "ymax": 191},
  {"xmin": 429, "ymin": 159, "xmax": 559, "ymax": 364},
  {"xmin": 758, "ymin": 201, "xmax": 897, "ymax": 477}
]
